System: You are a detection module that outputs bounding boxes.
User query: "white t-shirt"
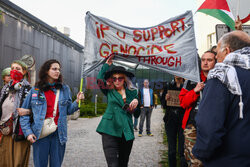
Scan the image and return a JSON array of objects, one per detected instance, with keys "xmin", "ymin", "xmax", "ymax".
[{"xmin": 143, "ymin": 88, "xmax": 151, "ymax": 107}]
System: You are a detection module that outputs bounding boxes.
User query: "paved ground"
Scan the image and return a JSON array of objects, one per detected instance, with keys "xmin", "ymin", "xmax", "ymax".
[{"xmin": 28, "ymin": 106, "xmax": 166, "ymax": 167}]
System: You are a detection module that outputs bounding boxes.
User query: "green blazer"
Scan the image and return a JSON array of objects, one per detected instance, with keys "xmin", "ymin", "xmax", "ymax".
[{"xmin": 96, "ymin": 63, "xmax": 138, "ymax": 141}]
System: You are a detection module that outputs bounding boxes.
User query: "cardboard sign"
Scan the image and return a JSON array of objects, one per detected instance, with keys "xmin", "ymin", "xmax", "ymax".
[{"xmin": 167, "ymin": 90, "xmax": 181, "ymax": 107}]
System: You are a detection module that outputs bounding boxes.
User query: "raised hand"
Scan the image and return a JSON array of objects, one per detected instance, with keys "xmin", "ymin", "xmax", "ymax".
[
  {"xmin": 76, "ymin": 92, "xmax": 84, "ymax": 103},
  {"xmin": 106, "ymin": 54, "xmax": 115, "ymax": 66},
  {"xmin": 194, "ymin": 82, "xmax": 205, "ymax": 93},
  {"xmin": 235, "ymin": 15, "xmax": 243, "ymax": 30}
]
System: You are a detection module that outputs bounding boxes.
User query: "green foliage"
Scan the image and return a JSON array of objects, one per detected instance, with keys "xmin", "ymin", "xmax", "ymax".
[
  {"xmin": 159, "ymin": 117, "xmax": 181, "ymax": 167},
  {"xmin": 72, "ymin": 95, "xmax": 77, "ymax": 102},
  {"xmin": 77, "ymin": 89, "xmax": 107, "ymax": 117},
  {"xmin": 97, "ymin": 92, "xmax": 104, "ymax": 103},
  {"xmin": 84, "ymin": 89, "xmax": 93, "ymax": 104},
  {"xmin": 159, "ymin": 127, "xmax": 169, "ymax": 167},
  {"xmin": 79, "ymin": 102, "xmax": 107, "ymax": 117}
]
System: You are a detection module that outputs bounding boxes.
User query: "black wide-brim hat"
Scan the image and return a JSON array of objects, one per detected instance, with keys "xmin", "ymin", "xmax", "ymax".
[{"xmin": 104, "ymin": 66, "xmax": 134, "ymax": 80}]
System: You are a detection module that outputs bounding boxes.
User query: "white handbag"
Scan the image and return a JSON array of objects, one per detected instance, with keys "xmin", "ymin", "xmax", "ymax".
[{"xmin": 39, "ymin": 89, "xmax": 60, "ymax": 139}]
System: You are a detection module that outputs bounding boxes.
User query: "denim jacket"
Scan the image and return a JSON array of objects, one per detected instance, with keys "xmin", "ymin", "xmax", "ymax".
[{"xmin": 20, "ymin": 84, "xmax": 78, "ymax": 144}]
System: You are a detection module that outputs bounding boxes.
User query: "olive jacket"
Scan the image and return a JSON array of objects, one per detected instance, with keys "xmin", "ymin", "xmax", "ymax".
[{"xmin": 96, "ymin": 63, "xmax": 138, "ymax": 141}]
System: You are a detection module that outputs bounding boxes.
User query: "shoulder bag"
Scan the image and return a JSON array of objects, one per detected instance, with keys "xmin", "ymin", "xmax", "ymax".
[{"xmin": 39, "ymin": 89, "xmax": 60, "ymax": 139}]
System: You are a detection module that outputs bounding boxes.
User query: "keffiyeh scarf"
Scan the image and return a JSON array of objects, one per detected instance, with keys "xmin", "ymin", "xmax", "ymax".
[
  {"xmin": 0, "ymin": 79, "xmax": 30, "ymax": 133},
  {"xmin": 207, "ymin": 47, "xmax": 250, "ymax": 119}
]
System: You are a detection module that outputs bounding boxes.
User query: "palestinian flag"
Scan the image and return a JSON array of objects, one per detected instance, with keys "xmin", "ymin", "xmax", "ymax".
[{"xmin": 197, "ymin": 0, "xmax": 235, "ymax": 30}]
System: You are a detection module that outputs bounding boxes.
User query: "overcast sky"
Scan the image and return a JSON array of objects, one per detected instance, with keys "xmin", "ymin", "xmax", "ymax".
[{"xmin": 10, "ymin": 0, "xmax": 198, "ymax": 45}]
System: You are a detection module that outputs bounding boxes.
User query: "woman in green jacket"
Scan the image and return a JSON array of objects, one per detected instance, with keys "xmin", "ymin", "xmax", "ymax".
[{"xmin": 96, "ymin": 55, "xmax": 139, "ymax": 167}]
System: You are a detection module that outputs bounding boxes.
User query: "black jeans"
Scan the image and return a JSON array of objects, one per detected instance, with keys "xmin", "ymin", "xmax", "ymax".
[
  {"xmin": 165, "ymin": 110, "xmax": 187, "ymax": 167},
  {"xmin": 102, "ymin": 133, "xmax": 133, "ymax": 167}
]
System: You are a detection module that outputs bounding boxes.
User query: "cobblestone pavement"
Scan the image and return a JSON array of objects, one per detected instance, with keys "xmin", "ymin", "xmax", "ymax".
[{"xmin": 28, "ymin": 106, "xmax": 166, "ymax": 167}]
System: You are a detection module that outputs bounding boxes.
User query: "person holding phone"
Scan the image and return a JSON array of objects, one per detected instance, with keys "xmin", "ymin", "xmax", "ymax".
[{"xmin": 96, "ymin": 55, "xmax": 139, "ymax": 167}]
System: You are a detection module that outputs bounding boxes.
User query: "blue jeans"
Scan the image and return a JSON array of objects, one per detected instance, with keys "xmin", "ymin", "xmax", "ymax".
[
  {"xmin": 32, "ymin": 130, "xmax": 66, "ymax": 167},
  {"xmin": 139, "ymin": 107, "xmax": 152, "ymax": 133}
]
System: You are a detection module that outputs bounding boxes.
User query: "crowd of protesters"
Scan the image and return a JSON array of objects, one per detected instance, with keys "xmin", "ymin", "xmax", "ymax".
[
  {"xmin": 0, "ymin": 59, "xmax": 84, "ymax": 167},
  {"xmin": 193, "ymin": 31, "xmax": 250, "ymax": 167},
  {"xmin": 160, "ymin": 28, "xmax": 250, "ymax": 167},
  {"xmin": 0, "ymin": 19, "xmax": 250, "ymax": 167}
]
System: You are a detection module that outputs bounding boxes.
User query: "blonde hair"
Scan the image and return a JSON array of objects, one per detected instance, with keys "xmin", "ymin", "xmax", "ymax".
[{"xmin": 124, "ymin": 76, "xmax": 136, "ymax": 90}]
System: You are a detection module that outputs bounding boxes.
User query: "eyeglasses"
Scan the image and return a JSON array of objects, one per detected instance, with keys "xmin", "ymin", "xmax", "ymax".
[{"xmin": 112, "ymin": 77, "xmax": 124, "ymax": 82}]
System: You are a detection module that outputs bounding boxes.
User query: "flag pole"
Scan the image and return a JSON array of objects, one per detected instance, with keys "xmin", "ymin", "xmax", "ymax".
[
  {"xmin": 78, "ymin": 78, "xmax": 84, "ymax": 108},
  {"xmin": 79, "ymin": 53, "xmax": 85, "ymax": 108},
  {"xmin": 236, "ymin": 0, "xmax": 240, "ymax": 18}
]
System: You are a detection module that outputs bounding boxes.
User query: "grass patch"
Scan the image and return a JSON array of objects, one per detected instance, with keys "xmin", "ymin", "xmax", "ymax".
[
  {"xmin": 159, "ymin": 126, "xmax": 169, "ymax": 167},
  {"xmin": 159, "ymin": 122, "xmax": 181, "ymax": 167},
  {"xmin": 80, "ymin": 114, "xmax": 103, "ymax": 118}
]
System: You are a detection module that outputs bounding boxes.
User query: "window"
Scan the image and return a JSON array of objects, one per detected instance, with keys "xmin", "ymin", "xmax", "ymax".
[{"xmin": 207, "ymin": 32, "xmax": 216, "ymax": 50}]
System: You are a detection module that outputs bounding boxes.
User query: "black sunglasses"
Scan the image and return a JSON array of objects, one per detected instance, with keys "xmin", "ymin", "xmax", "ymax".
[{"xmin": 112, "ymin": 77, "xmax": 124, "ymax": 82}]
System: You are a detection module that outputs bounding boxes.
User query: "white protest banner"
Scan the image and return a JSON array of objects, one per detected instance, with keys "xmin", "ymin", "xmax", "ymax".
[{"xmin": 82, "ymin": 11, "xmax": 200, "ymax": 82}]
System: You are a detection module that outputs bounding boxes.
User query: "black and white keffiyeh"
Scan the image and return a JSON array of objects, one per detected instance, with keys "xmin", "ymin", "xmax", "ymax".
[
  {"xmin": 207, "ymin": 47, "xmax": 250, "ymax": 119},
  {"xmin": 0, "ymin": 79, "xmax": 30, "ymax": 132}
]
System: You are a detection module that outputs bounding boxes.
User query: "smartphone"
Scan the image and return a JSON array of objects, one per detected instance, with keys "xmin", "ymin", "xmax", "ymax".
[{"xmin": 122, "ymin": 103, "xmax": 130, "ymax": 111}]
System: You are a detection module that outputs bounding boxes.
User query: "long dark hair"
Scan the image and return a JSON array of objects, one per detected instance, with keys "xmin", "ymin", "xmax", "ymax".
[{"xmin": 35, "ymin": 59, "xmax": 63, "ymax": 90}]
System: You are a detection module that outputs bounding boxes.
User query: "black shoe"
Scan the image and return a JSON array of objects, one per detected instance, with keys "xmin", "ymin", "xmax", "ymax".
[{"xmin": 147, "ymin": 132, "xmax": 154, "ymax": 136}]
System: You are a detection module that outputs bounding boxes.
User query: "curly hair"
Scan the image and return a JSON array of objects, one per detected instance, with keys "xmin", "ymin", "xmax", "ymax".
[{"xmin": 35, "ymin": 59, "xmax": 63, "ymax": 90}]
